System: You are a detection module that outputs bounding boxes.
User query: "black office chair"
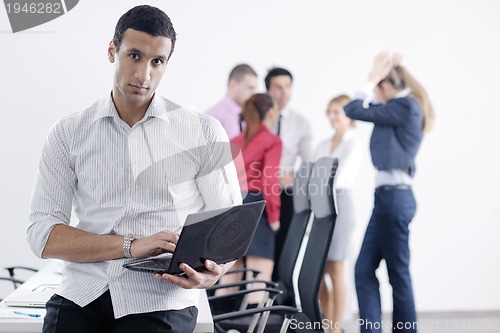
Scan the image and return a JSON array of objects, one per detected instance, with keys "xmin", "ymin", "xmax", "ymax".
[
  {"xmin": 296, "ymin": 157, "xmax": 339, "ymax": 328},
  {"xmin": 4, "ymin": 266, "xmax": 38, "ymax": 288},
  {"xmin": 208, "ymin": 161, "xmax": 314, "ymax": 313},
  {"xmin": 0, "ymin": 266, "xmax": 38, "ymax": 300},
  {"xmin": 212, "ymin": 157, "xmax": 339, "ymax": 333}
]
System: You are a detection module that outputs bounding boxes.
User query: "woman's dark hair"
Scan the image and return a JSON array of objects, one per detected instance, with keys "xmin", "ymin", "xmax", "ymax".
[
  {"xmin": 240, "ymin": 94, "xmax": 274, "ymax": 148},
  {"xmin": 113, "ymin": 5, "xmax": 177, "ymax": 59}
]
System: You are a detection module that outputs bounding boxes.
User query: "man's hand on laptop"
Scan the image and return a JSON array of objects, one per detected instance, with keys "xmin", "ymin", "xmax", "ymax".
[
  {"xmin": 154, "ymin": 259, "xmax": 236, "ymax": 289},
  {"xmin": 130, "ymin": 230, "xmax": 179, "ymax": 258}
]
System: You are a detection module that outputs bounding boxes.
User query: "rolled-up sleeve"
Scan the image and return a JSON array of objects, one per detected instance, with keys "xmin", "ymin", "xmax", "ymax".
[
  {"xmin": 344, "ymin": 99, "xmax": 412, "ymax": 126},
  {"xmin": 262, "ymin": 137, "xmax": 282, "ymax": 223},
  {"xmin": 195, "ymin": 118, "xmax": 242, "ymax": 210},
  {"xmin": 27, "ymin": 120, "xmax": 76, "ymax": 257}
]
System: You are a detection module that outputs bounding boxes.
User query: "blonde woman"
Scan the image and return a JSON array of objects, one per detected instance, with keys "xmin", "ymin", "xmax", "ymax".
[
  {"xmin": 345, "ymin": 51, "xmax": 435, "ymax": 333},
  {"xmin": 313, "ymin": 95, "xmax": 362, "ymax": 333}
]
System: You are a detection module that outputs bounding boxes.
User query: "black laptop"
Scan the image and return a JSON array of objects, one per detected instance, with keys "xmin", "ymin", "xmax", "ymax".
[{"xmin": 123, "ymin": 201, "xmax": 265, "ymax": 276}]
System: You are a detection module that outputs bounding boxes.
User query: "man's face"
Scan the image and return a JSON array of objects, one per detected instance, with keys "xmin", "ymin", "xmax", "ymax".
[
  {"xmin": 230, "ymin": 74, "xmax": 258, "ymax": 106},
  {"xmin": 108, "ymin": 29, "xmax": 172, "ymax": 109},
  {"xmin": 267, "ymin": 75, "xmax": 292, "ymax": 111}
]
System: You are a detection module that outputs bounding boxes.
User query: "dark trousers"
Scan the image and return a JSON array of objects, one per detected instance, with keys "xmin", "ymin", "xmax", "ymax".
[
  {"xmin": 272, "ymin": 188, "xmax": 294, "ymax": 280},
  {"xmin": 355, "ymin": 188, "xmax": 417, "ymax": 333},
  {"xmin": 43, "ymin": 290, "xmax": 198, "ymax": 333}
]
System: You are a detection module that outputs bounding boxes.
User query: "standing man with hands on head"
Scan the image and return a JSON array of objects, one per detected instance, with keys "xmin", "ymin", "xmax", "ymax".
[
  {"xmin": 27, "ymin": 5, "xmax": 241, "ymax": 333},
  {"xmin": 206, "ymin": 64, "xmax": 258, "ymax": 139},
  {"xmin": 265, "ymin": 67, "xmax": 313, "ymax": 280}
]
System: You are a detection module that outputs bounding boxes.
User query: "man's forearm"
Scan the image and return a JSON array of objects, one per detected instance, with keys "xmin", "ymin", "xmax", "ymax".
[{"xmin": 42, "ymin": 224, "xmax": 124, "ymax": 263}]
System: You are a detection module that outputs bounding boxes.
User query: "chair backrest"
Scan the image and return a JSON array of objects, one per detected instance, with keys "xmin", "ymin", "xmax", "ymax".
[
  {"xmin": 296, "ymin": 157, "xmax": 338, "ymax": 330},
  {"xmin": 275, "ymin": 161, "xmax": 314, "ymax": 305},
  {"xmin": 211, "ymin": 159, "xmax": 337, "ymax": 332}
]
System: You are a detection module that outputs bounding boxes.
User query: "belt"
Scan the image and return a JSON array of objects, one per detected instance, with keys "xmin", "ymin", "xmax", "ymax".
[{"xmin": 377, "ymin": 184, "xmax": 412, "ymax": 191}]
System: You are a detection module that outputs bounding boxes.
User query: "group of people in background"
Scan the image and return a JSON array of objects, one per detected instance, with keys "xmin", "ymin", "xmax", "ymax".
[
  {"xmin": 207, "ymin": 51, "xmax": 435, "ymax": 333},
  {"xmin": 207, "ymin": 66, "xmax": 312, "ymax": 305}
]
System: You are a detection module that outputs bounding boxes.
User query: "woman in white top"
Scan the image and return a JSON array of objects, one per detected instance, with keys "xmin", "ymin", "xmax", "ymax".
[{"xmin": 313, "ymin": 94, "xmax": 362, "ymax": 333}]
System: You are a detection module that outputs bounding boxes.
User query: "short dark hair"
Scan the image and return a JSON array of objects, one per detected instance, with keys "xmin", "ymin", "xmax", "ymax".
[
  {"xmin": 264, "ymin": 67, "xmax": 293, "ymax": 90},
  {"xmin": 113, "ymin": 5, "xmax": 177, "ymax": 58},
  {"xmin": 228, "ymin": 64, "xmax": 257, "ymax": 83}
]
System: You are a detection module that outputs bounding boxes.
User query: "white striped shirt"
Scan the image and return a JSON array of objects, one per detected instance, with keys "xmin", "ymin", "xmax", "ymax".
[{"xmin": 27, "ymin": 93, "xmax": 242, "ymax": 318}]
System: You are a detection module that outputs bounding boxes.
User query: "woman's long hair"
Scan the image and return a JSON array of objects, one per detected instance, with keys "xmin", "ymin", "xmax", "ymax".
[
  {"xmin": 240, "ymin": 93, "xmax": 274, "ymax": 148},
  {"xmin": 383, "ymin": 65, "xmax": 435, "ymax": 132}
]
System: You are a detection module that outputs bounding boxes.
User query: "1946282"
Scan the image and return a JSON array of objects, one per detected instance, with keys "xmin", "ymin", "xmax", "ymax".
[{"xmin": 5, "ymin": 2, "xmax": 62, "ymax": 14}]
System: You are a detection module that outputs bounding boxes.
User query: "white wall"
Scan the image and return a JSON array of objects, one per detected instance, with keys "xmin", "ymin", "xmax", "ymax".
[{"xmin": 1, "ymin": 0, "xmax": 499, "ymax": 312}]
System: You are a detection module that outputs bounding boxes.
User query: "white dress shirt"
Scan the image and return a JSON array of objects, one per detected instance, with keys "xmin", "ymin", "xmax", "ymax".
[
  {"xmin": 271, "ymin": 106, "xmax": 313, "ymax": 177},
  {"xmin": 27, "ymin": 93, "xmax": 242, "ymax": 318},
  {"xmin": 311, "ymin": 128, "xmax": 362, "ymax": 191}
]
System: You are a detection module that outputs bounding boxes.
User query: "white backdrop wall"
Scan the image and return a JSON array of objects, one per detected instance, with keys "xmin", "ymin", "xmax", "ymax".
[{"xmin": 1, "ymin": 0, "xmax": 499, "ymax": 313}]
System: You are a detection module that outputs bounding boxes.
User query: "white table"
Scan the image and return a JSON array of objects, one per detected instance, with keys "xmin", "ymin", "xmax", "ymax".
[{"xmin": 0, "ymin": 260, "xmax": 213, "ymax": 333}]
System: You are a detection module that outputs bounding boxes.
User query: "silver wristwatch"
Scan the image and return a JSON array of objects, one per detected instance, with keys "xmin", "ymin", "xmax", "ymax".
[{"xmin": 123, "ymin": 234, "xmax": 136, "ymax": 259}]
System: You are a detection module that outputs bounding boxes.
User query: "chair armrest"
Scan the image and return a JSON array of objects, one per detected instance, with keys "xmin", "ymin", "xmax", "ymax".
[
  {"xmin": 208, "ymin": 279, "xmax": 279, "ymax": 292},
  {"xmin": 213, "ymin": 304, "xmax": 301, "ymax": 322},
  {"xmin": 0, "ymin": 277, "xmax": 25, "ymax": 290},
  {"xmin": 4, "ymin": 266, "xmax": 38, "ymax": 278},
  {"xmin": 223, "ymin": 268, "xmax": 261, "ymax": 278},
  {"xmin": 208, "ymin": 287, "xmax": 283, "ymax": 303},
  {"xmin": 0, "ymin": 277, "xmax": 25, "ymax": 284}
]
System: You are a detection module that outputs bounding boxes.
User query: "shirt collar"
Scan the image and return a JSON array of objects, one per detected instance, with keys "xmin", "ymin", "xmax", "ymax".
[
  {"xmin": 343, "ymin": 127, "xmax": 355, "ymax": 140},
  {"xmin": 92, "ymin": 92, "xmax": 117, "ymax": 123},
  {"xmin": 395, "ymin": 87, "xmax": 412, "ymax": 98},
  {"xmin": 280, "ymin": 105, "xmax": 291, "ymax": 118},
  {"xmin": 92, "ymin": 92, "xmax": 173, "ymax": 124}
]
